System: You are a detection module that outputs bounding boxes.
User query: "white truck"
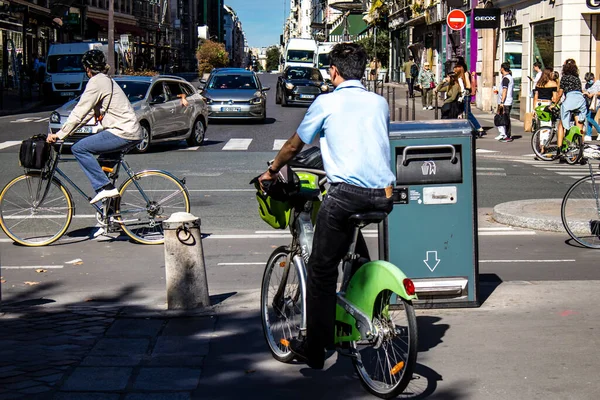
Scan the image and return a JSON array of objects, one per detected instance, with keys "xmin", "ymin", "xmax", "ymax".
[
  {"xmin": 316, "ymin": 42, "xmax": 335, "ymax": 80},
  {"xmin": 283, "ymin": 38, "xmax": 318, "ymax": 70},
  {"xmin": 44, "ymin": 42, "xmax": 126, "ymax": 102}
]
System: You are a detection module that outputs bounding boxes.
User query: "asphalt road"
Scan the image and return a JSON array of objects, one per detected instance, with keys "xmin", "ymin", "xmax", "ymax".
[{"xmin": 1, "ymin": 73, "xmax": 598, "ymax": 305}]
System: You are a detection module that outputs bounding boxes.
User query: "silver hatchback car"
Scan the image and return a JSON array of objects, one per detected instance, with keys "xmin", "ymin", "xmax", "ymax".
[
  {"xmin": 48, "ymin": 75, "xmax": 209, "ymax": 153},
  {"xmin": 201, "ymin": 68, "xmax": 269, "ymax": 122}
]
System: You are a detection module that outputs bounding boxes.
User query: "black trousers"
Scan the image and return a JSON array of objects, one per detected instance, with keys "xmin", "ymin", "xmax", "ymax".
[
  {"xmin": 407, "ymin": 78, "xmax": 415, "ymax": 97},
  {"xmin": 504, "ymin": 105, "xmax": 512, "ymax": 138},
  {"xmin": 305, "ymin": 183, "xmax": 393, "ymax": 366}
]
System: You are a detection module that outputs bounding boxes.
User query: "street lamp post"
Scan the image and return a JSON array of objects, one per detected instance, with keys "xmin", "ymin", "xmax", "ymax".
[{"xmin": 108, "ymin": 0, "xmax": 115, "ymax": 76}]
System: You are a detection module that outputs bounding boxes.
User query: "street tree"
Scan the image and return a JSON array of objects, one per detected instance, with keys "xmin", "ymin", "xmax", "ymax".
[
  {"xmin": 356, "ymin": 28, "xmax": 390, "ymax": 68},
  {"xmin": 197, "ymin": 40, "xmax": 229, "ymax": 74},
  {"xmin": 266, "ymin": 46, "xmax": 281, "ymax": 72}
]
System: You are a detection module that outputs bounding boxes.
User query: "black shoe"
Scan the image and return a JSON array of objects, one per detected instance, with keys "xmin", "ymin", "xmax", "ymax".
[{"xmin": 289, "ymin": 338, "xmax": 324, "ymax": 369}]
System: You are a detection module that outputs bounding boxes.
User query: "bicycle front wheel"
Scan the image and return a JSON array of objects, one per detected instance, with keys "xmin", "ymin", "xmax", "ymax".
[
  {"xmin": 352, "ymin": 293, "xmax": 418, "ymax": 399},
  {"xmin": 117, "ymin": 170, "xmax": 190, "ymax": 244},
  {"xmin": 0, "ymin": 173, "xmax": 73, "ymax": 246},
  {"xmin": 531, "ymin": 127, "xmax": 558, "ymax": 161},
  {"xmin": 261, "ymin": 246, "xmax": 305, "ymax": 363},
  {"xmin": 561, "ymin": 174, "xmax": 600, "ymax": 249}
]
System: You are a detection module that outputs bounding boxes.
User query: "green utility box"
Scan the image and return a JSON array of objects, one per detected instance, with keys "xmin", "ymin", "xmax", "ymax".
[{"xmin": 379, "ymin": 120, "xmax": 479, "ymax": 308}]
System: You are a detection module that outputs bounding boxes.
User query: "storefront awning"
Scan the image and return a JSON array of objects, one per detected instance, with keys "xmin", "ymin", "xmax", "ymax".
[
  {"xmin": 330, "ymin": 14, "xmax": 369, "ymax": 37},
  {"xmin": 88, "ymin": 17, "xmax": 145, "ymax": 37}
]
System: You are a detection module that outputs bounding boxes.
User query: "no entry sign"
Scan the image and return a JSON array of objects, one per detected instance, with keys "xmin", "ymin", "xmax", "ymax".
[{"xmin": 447, "ymin": 9, "xmax": 467, "ymax": 31}]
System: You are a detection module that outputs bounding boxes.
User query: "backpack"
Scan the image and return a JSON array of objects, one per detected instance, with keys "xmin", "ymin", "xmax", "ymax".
[
  {"xmin": 410, "ymin": 63, "xmax": 419, "ymax": 78},
  {"xmin": 19, "ymin": 135, "xmax": 51, "ymax": 170}
]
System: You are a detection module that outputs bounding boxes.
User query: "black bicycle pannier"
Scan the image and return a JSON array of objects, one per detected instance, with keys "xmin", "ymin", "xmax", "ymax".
[{"xmin": 19, "ymin": 135, "xmax": 51, "ymax": 169}]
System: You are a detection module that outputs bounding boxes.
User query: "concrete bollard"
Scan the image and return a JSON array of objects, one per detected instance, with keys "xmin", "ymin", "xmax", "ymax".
[{"xmin": 163, "ymin": 212, "xmax": 210, "ymax": 310}]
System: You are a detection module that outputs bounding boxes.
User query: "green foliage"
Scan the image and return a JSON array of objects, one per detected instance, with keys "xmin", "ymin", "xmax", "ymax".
[
  {"xmin": 196, "ymin": 40, "xmax": 230, "ymax": 74},
  {"xmin": 356, "ymin": 29, "xmax": 390, "ymax": 68},
  {"xmin": 266, "ymin": 46, "xmax": 281, "ymax": 72}
]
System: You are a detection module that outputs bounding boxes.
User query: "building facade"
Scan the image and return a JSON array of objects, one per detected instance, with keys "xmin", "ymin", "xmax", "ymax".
[
  {"xmin": 223, "ymin": 4, "xmax": 247, "ymax": 68},
  {"xmin": 285, "ymin": 0, "xmax": 314, "ymax": 41}
]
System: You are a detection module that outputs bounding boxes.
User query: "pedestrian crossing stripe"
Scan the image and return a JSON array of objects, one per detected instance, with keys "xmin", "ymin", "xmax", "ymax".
[
  {"xmin": 222, "ymin": 138, "xmax": 252, "ymax": 150},
  {"xmin": 10, "ymin": 117, "xmax": 49, "ymax": 123},
  {"xmin": 0, "ymin": 141, "xmax": 21, "ymax": 150},
  {"xmin": 273, "ymin": 139, "xmax": 286, "ymax": 151}
]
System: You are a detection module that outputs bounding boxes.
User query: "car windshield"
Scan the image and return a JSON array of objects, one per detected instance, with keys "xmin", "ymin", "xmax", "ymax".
[
  {"xmin": 317, "ymin": 53, "xmax": 330, "ymax": 68},
  {"xmin": 208, "ymin": 74, "xmax": 258, "ymax": 90},
  {"xmin": 47, "ymin": 55, "xmax": 84, "ymax": 73},
  {"xmin": 287, "ymin": 50, "xmax": 314, "ymax": 64},
  {"xmin": 285, "ymin": 68, "xmax": 322, "ymax": 81},
  {"xmin": 115, "ymin": 81, "xmax": 150, "ymax": 102}
]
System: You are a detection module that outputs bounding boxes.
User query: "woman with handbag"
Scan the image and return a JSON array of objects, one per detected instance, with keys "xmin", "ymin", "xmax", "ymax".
[
  {"xmin": 434, "ymin": 73, "xmax": 461, "ymax": 119},
  {"xmin": 417, "ymin": 62, "xmax": 435, "ymax": 110},
  {"xmin": 455, "ymin": 59, "xmax": 484, "ymax": 136}
]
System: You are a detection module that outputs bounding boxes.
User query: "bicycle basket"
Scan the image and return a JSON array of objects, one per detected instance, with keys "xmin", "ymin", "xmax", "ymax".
[
  {"xmin": 250, "ymin": 166, "xmax": 300, "ymax": 229},
  {"xmin": 19, "ymin": 135, "xmax": 51, "ymax": 170}
]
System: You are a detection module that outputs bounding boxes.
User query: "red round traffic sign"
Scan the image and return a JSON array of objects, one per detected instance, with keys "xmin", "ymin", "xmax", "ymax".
[{"xmin": 447, "ymin": 9, "xmax": 467, "ymax": 31}]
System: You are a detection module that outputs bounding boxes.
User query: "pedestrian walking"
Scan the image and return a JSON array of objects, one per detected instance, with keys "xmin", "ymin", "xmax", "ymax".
[
  {"xmin": 495, "ymin": 62, "xmax": 515, "ymax": 142},
  {"xmin": 583, "ymin": 72, "xmax": 600, "ymax": 139},
  {"xmin": 402, "ymin": 56, "xmax": 417, "ymax": 98},
  {"xmin": 417, "ymin": 62, "xmax": 435, "ymax": 110},
  {"xmin": 455, "ymin": 59, "xmax": 484, "ymax": 136}
]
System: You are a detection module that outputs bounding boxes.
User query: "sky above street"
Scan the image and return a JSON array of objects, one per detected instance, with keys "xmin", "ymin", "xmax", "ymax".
[{"xmin": 226, "ymin": 0, "xmax": 287, "ymax": 48}]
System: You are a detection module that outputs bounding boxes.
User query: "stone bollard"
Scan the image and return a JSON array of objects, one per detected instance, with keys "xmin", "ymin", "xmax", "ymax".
[{"xmin": 163, "ymin": 212, "xmax": 210, "ymax": 310}]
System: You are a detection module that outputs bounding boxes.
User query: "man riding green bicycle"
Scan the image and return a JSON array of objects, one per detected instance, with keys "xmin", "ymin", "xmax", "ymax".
[{"xmin": 258, "ymin": 43, "xmax": 395, "ymax": 369}]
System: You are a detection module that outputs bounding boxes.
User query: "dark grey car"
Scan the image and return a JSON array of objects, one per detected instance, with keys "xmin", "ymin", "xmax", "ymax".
[{"xmin": 201, "ymin": 68, "xmax": 269, "ymax": 122}]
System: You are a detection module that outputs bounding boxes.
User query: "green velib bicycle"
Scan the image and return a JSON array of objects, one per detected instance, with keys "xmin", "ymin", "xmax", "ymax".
[
  {"xmin": 251, "ymin": 147, "xmax": 418, "ymax": 399},
  {"xmin": 531, "ymin": 104, "xmax": 585, "ymax": 164}
]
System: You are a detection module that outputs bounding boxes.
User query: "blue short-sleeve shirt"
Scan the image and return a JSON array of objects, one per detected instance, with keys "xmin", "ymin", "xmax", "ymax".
[{"xmin": 296, "ymin": 80, "xmax": 396, "ymax": 188}]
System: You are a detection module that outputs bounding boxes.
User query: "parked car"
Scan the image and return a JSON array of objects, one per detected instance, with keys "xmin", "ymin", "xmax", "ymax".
[
  {"xmin": 276, "ymin": 66, "xmax": 329, "ymax": 106},
  {"xmin": 48, "ymin": 75, "xmax": 208, "ymax": 153},
  {"xmin": 200, "ymin": 68, "xmax": 269, "ymax": 122}
]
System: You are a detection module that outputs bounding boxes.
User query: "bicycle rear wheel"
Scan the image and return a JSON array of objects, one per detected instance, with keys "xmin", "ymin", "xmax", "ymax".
[
  {"xmin": 352, "ymin": 293, "xmax": 418, "ymax": 399},
  {"xmin": 116, "ymin": 170, "xmax": 190, "ymax": 244},
  {"xmin": 0, "ymin": 173, "xmax": 73, "ymax": 246},
  {"xmin": 531, "ymin": 127, "xmax": 559, "ymax": 161},
  {"xmin": 561, "ymin": 174, "xmax": 600, "ymax": 249},
  {"xmin": 564, "ymin": 134, "xmax": 584, "ymax": 165},
  {"xmin": 261, "ymin": 246, "xmax": 305, "ymax": 363}
]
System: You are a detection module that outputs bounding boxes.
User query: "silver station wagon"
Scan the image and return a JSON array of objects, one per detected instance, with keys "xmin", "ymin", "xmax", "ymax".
[{"xmin": 48, "ymin": 75, "xmax": 209, "ymax": 153}]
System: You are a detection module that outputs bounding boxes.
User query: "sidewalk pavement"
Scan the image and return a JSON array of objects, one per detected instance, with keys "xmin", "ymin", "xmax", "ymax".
[
  {"xmin": 0, "ymin": 88, "xmax": 44, "ymax": 117},
  {"xmin": 1, "ymin": 282, "xmax": 599, "ymax": 399}
]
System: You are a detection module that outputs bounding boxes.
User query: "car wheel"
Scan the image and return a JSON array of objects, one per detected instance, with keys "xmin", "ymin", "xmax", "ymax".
[
  {"xmin": 187, "ymin": 118, "xmax": 206, "ymax": 146},
  {"xmin": 275, "ymin": 87, "xmax": 282, "ymax": 105},
  {"xmin": 135, "ymin": 123, "xmax": 151, "ymax": 154}
]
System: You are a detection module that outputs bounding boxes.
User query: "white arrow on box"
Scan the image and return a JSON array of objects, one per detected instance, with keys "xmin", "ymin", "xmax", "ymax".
[{"xmin": 424, "ymin": 251, "xmax": 440, "ymax": 272}]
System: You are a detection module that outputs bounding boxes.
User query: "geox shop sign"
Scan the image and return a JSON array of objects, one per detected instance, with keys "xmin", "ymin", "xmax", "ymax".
[{"xmin": 473, "ymin": 8, "xmax": 501, "ymax": 29}]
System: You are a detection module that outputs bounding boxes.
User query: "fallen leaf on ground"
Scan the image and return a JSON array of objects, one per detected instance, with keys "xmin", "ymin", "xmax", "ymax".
[
  {"xmin": 73, "ymin": 261, "xmax": 84, "ymax": 265},
  {"xmin": 35, "ymin": 269, "xmax": 47, "ymax": 273},
  {"xmin": 24, "ymin": 281, "xmax": 40, "ymax": 286}
]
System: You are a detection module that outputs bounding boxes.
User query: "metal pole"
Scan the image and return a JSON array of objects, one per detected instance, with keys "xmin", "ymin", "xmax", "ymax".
[
  {"xmin": 387, "ymin": 86, "xmax": 390, "ymax": 106},
  {"xmin": 412, "ymin": 95, "xmax": 416, "ymax": 121},
  {"xmin": 405, "ymin": 91, "xmax": 409, "ymax": 121},
  {"xmin": 108, "ymin": 0, "xmax": 115, "ymax": 76},
  {"xmin": 397, "ymin": 107, "xmax": 402, "ymax": 121},
  {"xmin": 435, "ymin": 92, "xmax": 439, "ymax": 119},
  {"xmin": 392, "ymin": 87, "xmax": 396, "ymax": 121}
]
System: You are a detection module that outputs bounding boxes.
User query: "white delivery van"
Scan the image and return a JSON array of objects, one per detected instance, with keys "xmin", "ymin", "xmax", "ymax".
[
  {"xmin": 316, "ymin": 42, "xmax": 335, "ymax": 80},
  {"xmin": 283, "ymin": 38, "xmax": 318, "ymax": 70},
  {"xmin": 44, "ymin": 42, "xmax": 104, "ymax": 101},
  {"xmin": 44, "ymin": 42, "xmax": 126, "ymax": 101}
]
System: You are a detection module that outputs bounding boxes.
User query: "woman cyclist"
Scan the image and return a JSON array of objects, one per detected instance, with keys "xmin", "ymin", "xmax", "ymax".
[
  {"xmin": 555, "ymin": 59, "xmax": 587, "ymax": 157},
  {"xmin": 533, "ymin": 68, "xmax": 558, "ymax": 107}
]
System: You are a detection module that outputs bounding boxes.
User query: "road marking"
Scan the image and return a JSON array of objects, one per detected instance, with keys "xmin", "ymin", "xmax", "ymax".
[
  {"xmin": 222, "ymin": 138, "xmax": 252, "ymax": 150},
  {"xmin": 477, "ymin": 172, "xmax": 507, "ymax": 176},
  {"xmin": 0, "ymin": 141, "xmax": 21, "ymax": 150},
  {"xmin": 479, "ymin": 259, "xmax": 576, "ymax": 263},
  {"xmin": 273, "ymin": 140, "xmax": 287, "ymax": 151},
  {"xmin": 180, "ymin": 146, "xmax": 200, "ymax": 151},
  {"xmin": 2, "ymin": 214, "xmax": 96, "ymax": 220},
  {"xmin": 477, "ymin": 168, "xmax": 505, "ymax": 171},
  {"xmin": 2, "ymin": 265, "xmax": 64, "ymax": 269},
  {"xmin": 479, "ymin": 231, "xmax": 536, "ymax": 236},
  {"xmin": 10, "ymin": 118, "xmax": 35, "ymax": 123},
  {"xmin": 217, "ymin": 262, "xmax": 265, "ymax": 266},
  {"xmin": 476, "ymin": 149, "xmax": 498, "ymax": 153},
  {"xmin": 35, "ymin": 117, "xmax": 49, "ymax": 123}
]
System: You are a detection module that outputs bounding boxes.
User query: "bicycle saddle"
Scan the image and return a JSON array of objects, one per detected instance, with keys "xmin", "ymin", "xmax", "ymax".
[{"xmin": 349, "ymin": 211, "xmax": 387, "ymax": 227}]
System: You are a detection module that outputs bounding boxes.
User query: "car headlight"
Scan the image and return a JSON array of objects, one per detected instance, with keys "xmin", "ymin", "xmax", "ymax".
[
  {"xmin": 250, "ymin": 97, "xmax": 263, "ymax": 105},
  {"xmin": 285, "ymin": 82, "xmax": 294, "ymax": 90},
  {"xmin": 320, "ymin": 84, "xmax": 329, "ymax": 92},
  {"xmin": 50, "ymin": 111, "xmax": 61, "ymax": 124},
  {"xmin": 203, "ymin": 96, "xmax": 213, "ymax": 104}
]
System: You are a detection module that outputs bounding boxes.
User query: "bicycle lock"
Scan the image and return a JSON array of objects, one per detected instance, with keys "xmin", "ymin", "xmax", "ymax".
[{"xmin": 163, "ymin": 212, "xmax": 210, "ymax": 309}]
